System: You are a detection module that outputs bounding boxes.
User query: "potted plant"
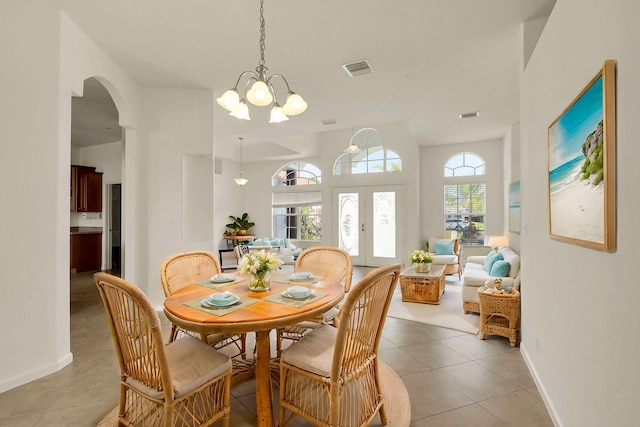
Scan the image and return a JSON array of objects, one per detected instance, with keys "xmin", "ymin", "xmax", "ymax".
[{"xmin": 226, "ymin": 212, "xmax": 255, "ymax": 236}]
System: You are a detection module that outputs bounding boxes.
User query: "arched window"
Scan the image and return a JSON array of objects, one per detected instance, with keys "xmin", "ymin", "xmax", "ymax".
[
  {"xmin": 444, "ymin": 152, "xmax": 485, "ymax": 177},
  {"xmin": 334, "ymin": 128, "xmax": 402, "ymax": 175},
  {"xmin": 272, "ymin": 162, "xmax": 322, "ymax": 241},
  {"xmin": 443, "ymin": 153, "xmax": 486, "ymax": 244},
  {"xmin": 273, "ymin": 162, "xmax": 321, "ymax": 186}
]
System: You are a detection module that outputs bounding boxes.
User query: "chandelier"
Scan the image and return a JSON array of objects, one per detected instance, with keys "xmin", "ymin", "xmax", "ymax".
[
  {"xmin": 234, "ymin": 137, "xmax": 249, "ymax": 186},
  {"xmin": 216, "ymin": 0, "xmax": 307, "ymax": 123}
]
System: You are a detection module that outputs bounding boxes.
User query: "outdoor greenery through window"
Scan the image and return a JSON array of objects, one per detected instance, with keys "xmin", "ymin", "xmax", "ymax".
[
  {"xmin": 272, "ymin": 162, "xmax": 322, "ymax": 241},
  {"xmin": 444, "ymin": 153, "xmax": 486, "ymax": 244},
  {"xmin": 334, "ymin": 128, "xmax": 402, "ymax": 175}
]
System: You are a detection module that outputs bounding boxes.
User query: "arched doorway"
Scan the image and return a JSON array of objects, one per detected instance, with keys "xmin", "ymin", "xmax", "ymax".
[{"xmin": 70, "ymin": 77, "xmax": 124, "ymax": 276}]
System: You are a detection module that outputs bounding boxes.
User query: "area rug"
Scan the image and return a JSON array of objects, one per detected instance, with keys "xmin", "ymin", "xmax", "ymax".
[
  {"xmin": 97, "ymin": 361, "xmax": 409, "ymax": 426},
  {"xmin": 387, "ymin": 278, "xmax": 480, "ymax": 334}
]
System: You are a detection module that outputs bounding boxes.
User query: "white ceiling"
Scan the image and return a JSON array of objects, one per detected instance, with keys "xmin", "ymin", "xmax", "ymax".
[{"xmin": 59, "ymin": 0, "xmax": 555, "ymax": 155}]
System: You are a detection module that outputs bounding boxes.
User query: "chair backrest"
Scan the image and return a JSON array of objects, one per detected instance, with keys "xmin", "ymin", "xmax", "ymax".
[
  {"xmin": 94, "ymin": 272, "xmax": 174, "ymax": 400},
  {"xmin": 294, "ymin": 246, "xmax": 354, "ymax": 292},
  {"xmin": 330, "ymin": 263, "xmax": 400, "ymax": 380},
  {"xmin": 234, "ymin": 244, "xmax": 251, "ymax": 263},
  {"xmin": 160, "ymin": 251, "xmax": 221, "ymax": 296}
]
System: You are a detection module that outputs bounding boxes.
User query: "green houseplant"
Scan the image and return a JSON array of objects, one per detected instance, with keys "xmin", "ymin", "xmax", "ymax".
[{"xmin": 226, "ymin": 212, "xmax": 255, "ymax": 236}]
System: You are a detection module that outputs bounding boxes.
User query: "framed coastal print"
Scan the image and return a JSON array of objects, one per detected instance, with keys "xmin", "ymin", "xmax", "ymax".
[
  {"xmin": 509, "ymin": 181, "xmax": 521, "ymax": 235},
  {"xmin": 547, "ymin": 60, "xmax": 616, "ymax": 252}
]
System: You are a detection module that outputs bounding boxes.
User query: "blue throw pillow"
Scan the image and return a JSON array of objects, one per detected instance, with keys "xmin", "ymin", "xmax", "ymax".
[
  {"xmin": 484, "ymin": 252, "xmax": 503, "ymax": 273},
  {"xmin": 434, "ymin": 240, "xmax": 454, "ymax": 255},
  {"xmin": 490, "ymin": 260, "xmax": 510, "ymax": 277}
]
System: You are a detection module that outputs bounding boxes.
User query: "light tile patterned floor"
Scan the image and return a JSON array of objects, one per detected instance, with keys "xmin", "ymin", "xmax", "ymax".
[{"xmin": 0, "ymin": 268, "xmax": 554, "ymax": 426}]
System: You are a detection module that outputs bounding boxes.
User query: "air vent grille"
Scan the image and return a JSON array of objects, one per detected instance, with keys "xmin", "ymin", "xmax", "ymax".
[{"xmin": 342, "ymin": 60, "xmax": 373, "ymax": 77}]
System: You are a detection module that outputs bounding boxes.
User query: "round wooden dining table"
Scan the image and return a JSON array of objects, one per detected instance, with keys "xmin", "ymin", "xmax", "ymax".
[{"xmin": 163, "ymin": 273, "xmax": 344, "ymax": 427}]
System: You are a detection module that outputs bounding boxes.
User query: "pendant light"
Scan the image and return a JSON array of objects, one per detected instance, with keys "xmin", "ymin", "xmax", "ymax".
[
  {"xmin": 234, "ymin": 137, "xmax": 249, "ymax": 186},
  {"xmin": 344, "ymin": 128, "xmax": 362, "ymax": 153},
  {"xmin": 216, "ymin": 0, "xmax": 307, "ymax": 123}
]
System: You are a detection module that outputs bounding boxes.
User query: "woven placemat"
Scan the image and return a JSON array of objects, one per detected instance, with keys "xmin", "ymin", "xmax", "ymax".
[
  {"xmin": 197, "ymin": 277, "xmax": 246, "ymax": 290},
  {"xmin": 183, "ymin": 294, "xmax": 259, "ymax": 316},
  {"xmin": 264, "ymin": 291, "xmax": 328, "ymax": 308},
  {"xmin": 273, "ymin": 275, "xmax": 323, "ymax": 285}
]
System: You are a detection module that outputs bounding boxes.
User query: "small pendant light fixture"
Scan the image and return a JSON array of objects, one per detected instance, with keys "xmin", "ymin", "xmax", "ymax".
[
  {"xmin": 344, "ymin": 128, "xmax": 362, "ymax": 153},
  {"xmin": 234, "ymin": 137, "xmax": 249, "ymax": 186},
  {"xmin": 216, "ymin": 0, "xmax": 307, "ymax": 123}
]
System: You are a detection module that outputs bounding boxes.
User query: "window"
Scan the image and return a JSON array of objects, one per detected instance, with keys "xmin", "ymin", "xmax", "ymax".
[
  {"xmin": 273, "ymin": 162, "xmax": 321, "ymax": 186},
  {"xmin": 444, "ymin": 153, "xmax": 486, "ymax": 244},
  {"xmin": 334, "ymin": 128, "xmax": 402, "ymax": 175},
  {"xmin": 444, "ymin": 152, "xmax": 485, "ymax": 177},
  {"xmin": 272, "ymin": 163, "xmax": 322, "ymax": 241}
]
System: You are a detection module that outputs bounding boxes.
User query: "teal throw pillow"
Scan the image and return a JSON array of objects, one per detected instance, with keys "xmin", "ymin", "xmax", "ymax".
[
  {"xmin": 434, "ymin": 240, "xmax": 454, "ymax": 255},
  {"xmin": 484, "ymin": 252, "xmax": 503, "ymax": 273},
  {"xmin": 490, "ymin": 260, "xmax": 510, "ymax": 277}
]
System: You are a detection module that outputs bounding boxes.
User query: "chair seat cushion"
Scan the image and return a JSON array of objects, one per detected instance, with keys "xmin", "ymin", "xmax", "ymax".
[
  {"xmin": 166, "ymin": 336, "xmax": 231, "ymax": 397},
  {"xmin": 431, "ymin": 254, "xmax": 458, "ymax": 264},
  {"xmin": 125, "ymin": 336, "xmax": 230, "ymax": 399},
  {"xmin": 281, "ymin": 325, "xmax": 337, "ymax": 377}
]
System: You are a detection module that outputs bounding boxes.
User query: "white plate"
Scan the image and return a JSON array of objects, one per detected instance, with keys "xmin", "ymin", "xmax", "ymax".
[
  {"xmin": 281, "ymin": 291, "xmax": 313, "ymax": 300},
  {"xmin": 202, "ymin": 295, "xmax": 240, "ymax": 307}
]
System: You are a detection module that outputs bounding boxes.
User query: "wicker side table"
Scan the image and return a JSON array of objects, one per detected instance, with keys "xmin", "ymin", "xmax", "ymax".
[
  {"xmin": 399, "ymin": 265, "xmax": 445, "ymax": 304},
  {"xmin": 478, "ymin": 287, "xmax": 520, "ymax": 347}
]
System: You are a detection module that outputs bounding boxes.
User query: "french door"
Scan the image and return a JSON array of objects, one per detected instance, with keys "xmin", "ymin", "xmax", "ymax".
[{"xmin": 333, "ymin": 185, "xmax": 403, "ymax": 267}]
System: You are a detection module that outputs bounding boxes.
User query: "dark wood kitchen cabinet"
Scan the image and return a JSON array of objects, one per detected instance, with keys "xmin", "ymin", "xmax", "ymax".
[
  {"xmin": 70, "ymin": 232, "xmax": 102, "ymax": 273},
  {"xmin": 71, "ymin": 165, "xmax": 103, "ymax": 212}
]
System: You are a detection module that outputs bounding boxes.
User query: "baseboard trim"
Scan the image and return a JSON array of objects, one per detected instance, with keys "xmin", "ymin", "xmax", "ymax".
[
  {"xmin": 0, "ymin": 351, "xmax": 73, "ymax": 393},
  {"xmin": 520, "ymin": 343, "xmax": 563, "ymax": 427}
]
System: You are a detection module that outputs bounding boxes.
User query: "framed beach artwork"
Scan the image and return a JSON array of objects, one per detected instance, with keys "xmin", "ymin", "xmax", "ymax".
[
  {"xmin": 547, "ymin": 60, "xmax": 616, "ymax": 252},
  {"xmin": 509, "ymin": 181, "xmax": 521, "ymax": 235}
]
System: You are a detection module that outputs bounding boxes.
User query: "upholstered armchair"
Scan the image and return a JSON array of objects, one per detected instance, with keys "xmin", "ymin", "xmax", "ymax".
[{"xmin": 427, "ymin": 237, "xmax": 462, "ymax": 279}]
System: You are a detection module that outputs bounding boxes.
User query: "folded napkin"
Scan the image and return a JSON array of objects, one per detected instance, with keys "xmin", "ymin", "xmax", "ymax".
[{"xmin": 292, "ymin": 272, "xmax": 313, "ymax": 279}]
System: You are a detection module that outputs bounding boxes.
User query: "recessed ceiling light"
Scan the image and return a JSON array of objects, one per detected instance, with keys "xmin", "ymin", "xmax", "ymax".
[{"xmin": 459, "ymin": 111, "xmax": 480, "ymax": 119}]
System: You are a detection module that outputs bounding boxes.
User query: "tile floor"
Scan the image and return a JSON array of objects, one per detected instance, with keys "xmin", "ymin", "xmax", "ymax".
[{"xmin": 0, "ymin": 268, "xmax": 554, "ymax": 427}]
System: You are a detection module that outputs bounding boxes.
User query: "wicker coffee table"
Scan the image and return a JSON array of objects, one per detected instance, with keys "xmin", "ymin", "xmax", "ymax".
[
  {"xmin": 399, "ymin": 264, "xmax": 445, "ymax": 304},
  {"xmin": 478, "ymin": 286, "xmax": 520, "ymax": 347}
]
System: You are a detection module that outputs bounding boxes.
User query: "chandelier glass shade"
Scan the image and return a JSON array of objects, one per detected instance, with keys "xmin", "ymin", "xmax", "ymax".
[{"xmin": 216, "ymin": 0, "xmax": 307, "ymax": 123}]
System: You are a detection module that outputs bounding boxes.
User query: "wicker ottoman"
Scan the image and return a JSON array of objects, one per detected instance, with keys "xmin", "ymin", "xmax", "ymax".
[
  {"xmin": 478, "ymin": 287, "xmax": 520, "ymax": 347},
  {"xmin": 399, "ymin": 265, "xmax": 445, "ymax": 304}
]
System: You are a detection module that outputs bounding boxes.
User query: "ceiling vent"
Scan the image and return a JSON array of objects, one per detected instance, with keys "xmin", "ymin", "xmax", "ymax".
[
  {"xmin": 459, "ymin": 111, "xmax": 480, "ymax": 119},
  {"xmin": 342, "ymin": 60, "xmax": 373, "ymax": 77}
]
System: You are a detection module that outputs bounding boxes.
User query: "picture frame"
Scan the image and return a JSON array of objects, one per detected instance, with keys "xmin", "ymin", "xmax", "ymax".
[
  {"xmin": 509, "ymin": 180, "xmax": 521, "ymax": 235},
  {"xmin": 547, "ymin": 60, "xmax": 616, "ymax": 252}
]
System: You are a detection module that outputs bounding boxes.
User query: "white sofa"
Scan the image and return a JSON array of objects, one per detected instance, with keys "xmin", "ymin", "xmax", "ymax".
[
  {"xmin": 247, "ymin": 237, "xmax": 302, "ymax": 263},
  {"xmin": 461, "ymin": 246, "xmax": 521, "ymax": 313}
]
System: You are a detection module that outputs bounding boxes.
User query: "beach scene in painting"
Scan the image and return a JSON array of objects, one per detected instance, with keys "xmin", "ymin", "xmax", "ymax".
[{"xmin": 548, "ymin": 74, "xmax": 605, "ymax": 244}]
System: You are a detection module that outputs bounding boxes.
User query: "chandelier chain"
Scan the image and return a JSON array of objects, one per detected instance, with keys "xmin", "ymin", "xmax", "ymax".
[{"xmin": 258, "ymin": 0, "xmax": 266, "ymax": 68}]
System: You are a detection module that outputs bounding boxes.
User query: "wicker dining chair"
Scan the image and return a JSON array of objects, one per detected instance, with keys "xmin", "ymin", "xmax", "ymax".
[
  {"xmin": 160, "ymin": 251, "xmax": 247, "ymax": 359},
  {"xmin": 275, "ymin": 246, "xmax": 354, "ymax": 357},
  {"xmin": 94, "ymin": 272, "xmax": 232, "ymax": 427},
  {"xmin": 278, "ymin": 263, "xmax": 401, "ymax": 427}
]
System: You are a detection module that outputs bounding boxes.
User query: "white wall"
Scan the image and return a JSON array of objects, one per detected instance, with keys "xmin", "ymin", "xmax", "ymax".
[
  {"xmin": 0, "ymin": 1, "xmax": 143, "ymax": 392},
  {"xmin": 0, "ymin": 1, "xmax": 70, "ymax": 392},
  {"xmin": 520, "ymin": 1, "xmax": 640, "ymax": 425},
  {"xmin": 141, "ymin": 87, "xmax": 215, "ymax": 305},
  {"xmin": 420, "ymin": 138, "xmax": 505, "ymax": 246}
]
